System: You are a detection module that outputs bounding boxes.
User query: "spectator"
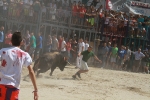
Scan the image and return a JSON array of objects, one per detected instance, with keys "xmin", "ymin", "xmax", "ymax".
[
  {"xmin": 33, "ymin": 0, "xmax": 41, "ymax": 21},
  {"xmin": 45, "ymin": 34, "xmax": 52, "ymax": 53},
  {"xmin": 117, "ymin": 46, "xmax": 126, "ymax": 70},
  {"xmin": 50, "ymin": 1, "xmax": 56, "ymax": 20},
  {"xmin": 0, "ymin": 26, "xmax": 4, "ymax": 49},
  {"xmin": 3, "ymin": 0, "xmax": 8, "ymax": 18},
  {"xmin": 29, "ymin": 32, "xmax": 36, "ymax": 60},
  {"xmin": 110, "ymin": 43, "xmax": 118, "ymax": 70},
  {"xmin": 61, "ymin": 37, "xmax": 67, "ymax": 56},
  {"xmin": 123, "ymin": 46, "xmax": 131, "ymax": 71},
  {"xmin": 70, "ymin": 39, "xmax": 78, "ymax": 63},
  {"xmin": 132, "ymin": 48, "xmax": 145, "ymax": 72},
  {"xmin": 98, "ymin": 42, "xmax": 109, "ymax": 68},
  {"xmin": 72, "ymin": 1, "xmax": 78, "ymax": 24},
  {"xmin": 141, "ymin": 51, "xmax": 149, "ymax": 74},
  {"xmin": 4, "ymin": 29, "xmax": 12, "ymax": 48},
  {"xmin": 79, "ymin": 4, "xmax": 86, "ymax": 25},
  {"xmin": 66, "ymin": 39, "xmax": 72, "ymax": 62},
  {"xmin": 106, "ymin": 42, "xmax": 112, "ymax": 68},
  {"xmin": 76, "ymin": 38, "xmax": 85, "ymax": 68},
  {"xmin": 0, "ymin": 0, "xmax": 3, "ymax": 15},
  {"xmin": 34, "ymin": 33, "xmax": 42, "ymax": 60},
  {"xmin": 62, "ymin": 0, "xmax": 69, "ymax": 9},
  {"xmin": 25, "ymin": 30, "xmax": 30, "ymax": 52},
  {"xmin": 51, "ymin": 35, "xmax": 58, "ymax": 52},
  {"xmin": 58, "ymin": 35, "xmax": 62, "ymax": 51},
  {"xmin": 84, "ymin": 40, "xmax": 89, "ymax": 50}
]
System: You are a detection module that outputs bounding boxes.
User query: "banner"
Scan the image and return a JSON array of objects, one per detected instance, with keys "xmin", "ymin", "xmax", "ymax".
[
  {"xmin": 110, "ymin": 0, "xmax": 150, "ymax": 16},
  {"xmin": 106, "ymin": 0, "xmax": 112, "ymax": 10}
]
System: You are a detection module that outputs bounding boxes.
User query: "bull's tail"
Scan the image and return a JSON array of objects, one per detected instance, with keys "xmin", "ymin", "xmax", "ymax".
[{"xmin": 33, "ymin": 58, "xmax": 40, "ymax": 72}]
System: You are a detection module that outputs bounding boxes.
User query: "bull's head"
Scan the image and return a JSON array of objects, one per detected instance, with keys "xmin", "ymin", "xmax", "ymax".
[{"xmin": 59, "ymin": 57, "xmax": 71, "ymax": 71}]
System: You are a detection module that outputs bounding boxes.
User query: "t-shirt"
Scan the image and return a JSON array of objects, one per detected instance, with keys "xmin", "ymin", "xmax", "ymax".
[
  {"xmin": 0, "ymin": 47, "xmax": 32, "ymax": 89},
  {"xmin": 59, "ymin": 39, "xmax": 62, "ymax": 50},
  {"xmin": 81, "ymin": 50, "xmax": 95, "ymax": 62},
  {"xmin": 30, "ymin": 36, "xmax": 36, "ymax": 48},
  {"xmin": 79, "ymin": 8, "xmax": 86, "ymax": 18},
  {"xmin": 36, "ymin": 36, "xmax": 42, "ymax": 48},
  {"xmin": 111, "ymin": 47, "xmax": 118, "ymax": 57},
  {"xmin": 61, "ymin": 41, "xmax": 66, "ymax": 51},
  {"xmin": 52, "ymin": 38, "xmax": 58, "ymax": 50},
  {"xmin": 118, "ymin": 50, "xmax": 126, "ymax": 59},
  {"xmin": 85, "ymin": 43, "xmax": 89, "ymax": 50},
  {"xmin": 66, "ymin": 42, "xmax": 71, "ymax": 51},
  {"xmin": 78, "ymin": 42, "xmax": 85, "ymax": 53}
]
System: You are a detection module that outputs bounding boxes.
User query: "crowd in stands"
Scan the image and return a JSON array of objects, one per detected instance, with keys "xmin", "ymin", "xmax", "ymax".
[
  {"xmin": 0, "ymin": 0, "xmax": 150, "ymax": 39},
  {"xmin": 0, "ymin": 26, "xmax": 150, "ymax": 74}
]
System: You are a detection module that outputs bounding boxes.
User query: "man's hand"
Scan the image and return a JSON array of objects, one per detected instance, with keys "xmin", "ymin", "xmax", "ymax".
[{"xmin": 33, "ymin": 91, "xmax": 38, "ymax": 100}]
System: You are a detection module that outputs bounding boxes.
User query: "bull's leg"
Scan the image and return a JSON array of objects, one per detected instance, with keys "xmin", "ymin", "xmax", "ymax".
[
  {"xmin": 36, "ymin": 70, "xmax": 41, "ymax": 77},
  {"xmin": 50, "ymin": 66, "xmax": 56, "ymax": 76}
]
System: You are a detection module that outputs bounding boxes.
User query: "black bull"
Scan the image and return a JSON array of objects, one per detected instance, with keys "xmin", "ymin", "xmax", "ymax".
[{"xmin": 33, "ymin": 52, "xmax": 69, "ymax": 76}]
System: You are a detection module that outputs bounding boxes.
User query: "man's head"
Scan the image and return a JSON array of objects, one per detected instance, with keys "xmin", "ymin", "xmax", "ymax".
[
  {"xmin": 80, "ymin": 38, "xmax": 83, "ymax": 43},
  {"xmin": 0, "ymin": 26, "xmax": 4, "ymax": 31},
  {"xmin": 11, "ymin": 32, "xmax": 23, "ymax": 46},
  {"xmin": 103, "ymin": 42, "xmax": 107, "ymax": 47},
  {"xmin": 114, "ymin": 43, "xmax": 117, "ymax": 47},
  {"xmin": 138, "ymin": 48, "xmax": 141, "ymax": 53},
  {"xmin": 88, "ymin": 46, "xmax": 93, "ymax": 52},
  {"xmin": 31, "ymin": 32, "xmax": 34, "ymax": 36},
  {"xmin": 121, "ymin": 45, "xmax": 124, "ymax": 50}
]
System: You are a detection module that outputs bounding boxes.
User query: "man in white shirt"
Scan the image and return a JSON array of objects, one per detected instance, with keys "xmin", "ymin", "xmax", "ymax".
[
  {"xmin": 61, "ymin": 37, "xmax": 67, "ymax": 57},
  {"xmin": 51, "ymin": 35, "xmax": 59, "ymax": 52},
  {"xmin": 76, "ymin": 38, "xmax": 85, "ymax": 68},
  {"xmin": 132, "ymin": 48, "xmax": 145, "ymax": 72},
  {"xmin": 84, "ymin": 40, "xmax": 89, "ymax": 50},
  {"xmin": 0, "ymin": 32, "xmax": 38, "ymax": 100}
]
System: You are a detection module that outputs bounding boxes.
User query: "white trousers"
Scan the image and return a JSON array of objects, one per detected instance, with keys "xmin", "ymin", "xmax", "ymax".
[{"xmin": 76, "ymin": 55, "xmax": 83, "ymax": 68}]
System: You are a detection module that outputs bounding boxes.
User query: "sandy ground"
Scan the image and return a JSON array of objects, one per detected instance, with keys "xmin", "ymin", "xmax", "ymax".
[{"xmin": 20, "ymin": 66, "xmax": 150, "ymax": 100}]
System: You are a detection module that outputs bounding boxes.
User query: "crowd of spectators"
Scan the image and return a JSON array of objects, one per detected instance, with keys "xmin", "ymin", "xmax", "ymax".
[
  {"xmin": 0, "ymin": 0, "xmax": 150, "ymax": 39},
  {"xmin": 0, "ymin": 25, "xmax": 150, "ymax": 74}
]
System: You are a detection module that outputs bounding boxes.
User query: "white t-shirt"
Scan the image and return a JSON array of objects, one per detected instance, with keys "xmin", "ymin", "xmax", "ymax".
[
  {"xmin": 61, "ymin": 41, "xmax": 66, "ymax": 51},
  {"xmin": 0, "ymin": 47, "xmax": 32, "ymax": 89},
  {"xmin": 78, "ymin": 42, "xmax": 85, "ymax": 53},
  {"xmin": 85, "ymin": 43, "xmax": 89, "ymax": 50}
]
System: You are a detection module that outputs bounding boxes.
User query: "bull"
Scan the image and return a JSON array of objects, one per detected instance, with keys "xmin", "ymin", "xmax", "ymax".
[{"xmin": 33, "ymin": 52, "xmax": 70, "ymax": 76}]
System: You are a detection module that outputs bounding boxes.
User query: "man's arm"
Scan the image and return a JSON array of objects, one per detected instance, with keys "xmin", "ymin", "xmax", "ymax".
[
  {"xmin": 94, "ymin": 55, "xmax": 102, "ymax": 63},
  {"xmin": 28, "ymin": 65, "xmax": 38, "ymax": 100}
]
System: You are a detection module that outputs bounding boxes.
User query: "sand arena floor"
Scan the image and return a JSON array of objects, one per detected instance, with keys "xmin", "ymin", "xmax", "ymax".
[{"xmin": 20, "ymin": 66, "xmax": 150, "ymax": 100}]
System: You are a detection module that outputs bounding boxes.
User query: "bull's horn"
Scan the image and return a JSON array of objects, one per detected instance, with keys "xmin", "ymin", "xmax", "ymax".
[{"xmin": 67, "ymin": 61, "xmax": 72, "ymax": 65}]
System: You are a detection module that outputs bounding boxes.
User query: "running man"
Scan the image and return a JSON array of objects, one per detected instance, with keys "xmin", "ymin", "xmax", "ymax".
[
  {"xmin": 72, "ymin": 46, "xmax": 102, "ymax": 79},
  {"xmin": 0, "ymin": 32, "xmax": 38, "ymax": 100}
]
